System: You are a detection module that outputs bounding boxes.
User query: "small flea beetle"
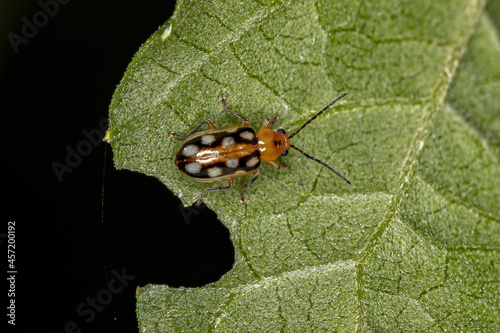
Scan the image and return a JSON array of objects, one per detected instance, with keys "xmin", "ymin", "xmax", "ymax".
[{"xmin": 170, "ymin": 93, "xmax": 351, "ymax": 205}]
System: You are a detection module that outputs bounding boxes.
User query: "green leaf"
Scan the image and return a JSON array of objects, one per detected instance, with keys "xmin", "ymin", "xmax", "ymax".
[{"xmin": 106, "ymin": 0, "xmax": 500, "ymax": 331}]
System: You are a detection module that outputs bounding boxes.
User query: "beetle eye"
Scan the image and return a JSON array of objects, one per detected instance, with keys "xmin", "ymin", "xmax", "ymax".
[
  {"xmin": 278, "ymin": 129, "xmax": 286, "ymax": 135},
  {"xmin": 281, "ymin": 150, "xmax": 289, "ymax": 156}
]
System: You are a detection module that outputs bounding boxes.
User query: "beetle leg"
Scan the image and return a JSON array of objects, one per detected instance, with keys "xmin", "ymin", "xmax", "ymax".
[
  {"xmin": 196, "ymin": 178, "xmax": 235, "ymax": 206},
  {"xmin": 240, "ymin": 170, "xmax": 260, "ymax": 203},
  {"xmin": 265, "ymin": 160, "xmax": 280, "ymax": 169},
  {"xmin": 169, "ymin": 132, "xmax": 186, "ymax": 139},
  {"xmin": 170, "ymin": 119, "xmax": 216, "ymax": 139},
  {"xmin": 258, "ymin": 118, "xmax": 270, "ymax": 131},
  {"xmin": 270, "ymin": 114, "xmax": 279, "ymax": 124},
  {"xmin": 220, "ymin": 95, "xmax": 250, "ymax": 126}
]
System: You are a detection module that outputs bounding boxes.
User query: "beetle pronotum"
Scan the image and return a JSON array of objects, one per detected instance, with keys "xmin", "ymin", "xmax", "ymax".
[{"xmin": 170, "ymin": 93, "xmax": 351, "ymax": 205}]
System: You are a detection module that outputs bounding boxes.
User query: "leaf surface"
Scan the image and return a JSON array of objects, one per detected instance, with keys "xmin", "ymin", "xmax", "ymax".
[{"xmin": 106, "ymin": 0, "xmax": 500, "ymax": 331}]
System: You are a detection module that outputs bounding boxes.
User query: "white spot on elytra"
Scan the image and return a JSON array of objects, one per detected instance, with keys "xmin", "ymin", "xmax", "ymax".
[
  {"xmin": 246, "ymin": 157, "xmax": 259, "ymax": 167},
  {"xmin": 240, "ymin": 131, "xmax": 254, "ymax": 140},
  {"xmin": 225, "ymin": 158, "xmax": 238, "ymax": 168},
  {"xmin": 185, "ymin": 162, "xmax": 202, "ymax": 174},
  {"xmin": 182, "ymin": 144, "xmax": 198, "ymax": 157},
  {"xmin": 208, "ymin": 167, "xmax": 222, "ymax": 178},
  {"xmin": 222, "ymin": 137, "xmax": 235, "ymax": 148},
  {"xmin": 201, "ymin": 135, "xmax": 216, "ymax": 145}
]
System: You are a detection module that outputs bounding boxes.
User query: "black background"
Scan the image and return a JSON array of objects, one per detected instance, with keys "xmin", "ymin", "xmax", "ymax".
[{"xmin": 1, "ymin": 1, "xmax": 234, "ymax": 332}]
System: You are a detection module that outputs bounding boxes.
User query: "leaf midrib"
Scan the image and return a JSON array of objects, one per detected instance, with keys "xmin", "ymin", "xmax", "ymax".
[{"xmin": 354, "ymin": 2, "xmax": 488, "ymax": 331}]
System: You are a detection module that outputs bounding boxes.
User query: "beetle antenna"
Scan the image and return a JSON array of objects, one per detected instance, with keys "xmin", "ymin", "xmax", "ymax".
[
  {"xmin": 290, "ymin": 144, "xmax": 351, "ymax": 185},
  {"xmin": 289, "ymin": 93, "xmax": 347, "ymax": 139}
]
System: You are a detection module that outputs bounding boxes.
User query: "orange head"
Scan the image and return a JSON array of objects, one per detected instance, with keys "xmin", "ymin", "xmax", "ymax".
[
  {"xmin": 255, "ymin": 93, "xmax": 351, "ymax": 185},
  {"xmin": 257, "ymin": 128, "xmax": 290, "ymax": 161}
]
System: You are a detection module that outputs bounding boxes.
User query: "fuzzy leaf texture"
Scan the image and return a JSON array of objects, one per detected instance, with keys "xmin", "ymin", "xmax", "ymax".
[{"xmin": 106, "ymin": 0, "xmax": 500, "ymax": 331}]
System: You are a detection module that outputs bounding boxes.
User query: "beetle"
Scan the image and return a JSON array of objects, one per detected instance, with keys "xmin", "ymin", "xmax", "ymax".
[{"xmin": 170, "ymin": 93, "xmax": 351, "ymax": 205}]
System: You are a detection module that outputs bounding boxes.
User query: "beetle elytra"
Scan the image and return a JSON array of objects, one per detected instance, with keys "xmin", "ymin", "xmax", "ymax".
[{"xmin": 170, "ymin": 93, "xmax": 351, "ymax": 205}]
